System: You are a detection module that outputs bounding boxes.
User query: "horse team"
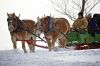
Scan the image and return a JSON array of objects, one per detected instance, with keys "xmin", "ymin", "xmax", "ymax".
[{"xmin": 7, "ymin": 12, "xmax": 100, "ymax": 53}]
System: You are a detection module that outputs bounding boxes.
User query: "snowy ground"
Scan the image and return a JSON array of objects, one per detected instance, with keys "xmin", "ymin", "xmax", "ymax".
[{"xmin": 0, "ymin": 48, "xmax": 100, "ymax": 66}]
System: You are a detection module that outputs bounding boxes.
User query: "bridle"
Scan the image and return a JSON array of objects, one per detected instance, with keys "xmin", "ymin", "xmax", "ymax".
[{"xmin": 7, "ymin": 15, "xmax": 24, "ymax": 32}]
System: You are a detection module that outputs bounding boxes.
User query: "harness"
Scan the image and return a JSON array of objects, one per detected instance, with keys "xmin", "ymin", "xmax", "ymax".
[
  {"xmin": 47, "ymin": 17, "xmax": 68, "ymax": 38},
  {"xmin": 48, "ymin": 16, "xmax": 55, "ymax": 32}
]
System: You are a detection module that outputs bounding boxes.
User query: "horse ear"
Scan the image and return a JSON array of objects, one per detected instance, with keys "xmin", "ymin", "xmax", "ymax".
[
  {"xmin": 37, "ymin": 16, "xmax": 39, "ymax": 19},
  {"xmin": 13, "ymin": 12, "xmax": 16, "ymax": 18},
  {"xmin": 44, "ymin": 14, "xmax": 45, "ymax": 17},
  {"xmin": 50, "ymin": 14, "xmax": 51, "ymax": 17},
  {"xmin": 7, "ymin": 12, "xmax": 9, "ymax": 16},
  {"xmin": 37, "ymin": 16, "xmax": 40, "ymax": 22},
  {"xmin": 18, "ymin": 14, "xmax": 21, "ymax": 18},
  {"xmin": 13, "ymin": 12, "xmax": 15, "ymax": 16}
]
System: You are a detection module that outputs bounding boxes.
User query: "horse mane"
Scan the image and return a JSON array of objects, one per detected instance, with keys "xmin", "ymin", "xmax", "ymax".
[{"xmin": 14, "ymin": 16, "xmax": 24, "ymax": 32}]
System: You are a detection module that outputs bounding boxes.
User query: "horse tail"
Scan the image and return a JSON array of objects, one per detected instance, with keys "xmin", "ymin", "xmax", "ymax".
[
  {"xmin": 65, "ymin": 20, "xmax": 70, "ymax": 35},
  {"xmin": 68, "ymin": 21, "xmax": 70, "ymax": 33}
]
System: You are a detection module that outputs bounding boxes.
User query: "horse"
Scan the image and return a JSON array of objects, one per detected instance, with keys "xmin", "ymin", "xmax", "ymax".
[
  {"xmin": 7, "ymin": 13, "xmax": 36, "ymax": 53},
  {"xmin": 36, "ymin": 16, "xmax": 70, "ymax": 51}
]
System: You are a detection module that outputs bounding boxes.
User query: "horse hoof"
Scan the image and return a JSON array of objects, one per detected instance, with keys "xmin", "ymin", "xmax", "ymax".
[
  {"xmin": 24, "ymin": 51, "xmax": 27, "ymax": 53},
  {"xmin": 31, "ymin": 50, "xmax": 35, "ymax": 53},
  {"xmin": 30, "ymin": 50, "xmax": 35, "ymax": 53}
]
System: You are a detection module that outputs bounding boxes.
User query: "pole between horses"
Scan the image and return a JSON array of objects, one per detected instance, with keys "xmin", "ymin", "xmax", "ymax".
[
  {"xmin": 27, "ymin": 30, "xmax": 47, "ymax": 43},
  {"xmin": 20, "ymin": 20, "xmax": 47, "ymax": 43}
]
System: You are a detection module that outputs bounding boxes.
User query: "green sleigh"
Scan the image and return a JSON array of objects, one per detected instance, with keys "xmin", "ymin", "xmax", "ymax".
[{"xmin": 67, "ymin": 32, "xmax": 100, "ymax": 45}]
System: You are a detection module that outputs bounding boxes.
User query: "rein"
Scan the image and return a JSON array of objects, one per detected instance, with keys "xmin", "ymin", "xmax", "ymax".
[
  {"xmin": 15, "ymin": 17, "xmax": 47, "ymax": 43},
  {"xmin": 27, "ymin": 29, "xmax": 47, "ymax": 43}
]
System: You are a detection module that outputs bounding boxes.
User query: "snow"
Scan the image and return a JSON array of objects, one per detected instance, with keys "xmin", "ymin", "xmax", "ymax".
[{"xmin": 0, "ymin": 48, "xmax": 100, "ymax": 66}]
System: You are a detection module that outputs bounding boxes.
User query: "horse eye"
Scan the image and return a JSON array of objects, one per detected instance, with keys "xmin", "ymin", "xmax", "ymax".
[
  {"xmin": 40, "ymin": 19, "xmax": 42, "ymax": 22},
  {"xmin": 7, "ymin": 18, "xmax": 13, "ymax": 22},
  {"xmin": 7, "ymin": 18, "xmax": 9, "ymax": 21},
  {"xmin": 7, "ymin": 18, "xmax": 10, "ymax": 21}
]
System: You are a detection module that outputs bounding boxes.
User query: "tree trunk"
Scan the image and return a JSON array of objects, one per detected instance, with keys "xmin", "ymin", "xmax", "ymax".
[{"xmin": 81, "ymin": 0, "xmax": 85, "ymax": 13}]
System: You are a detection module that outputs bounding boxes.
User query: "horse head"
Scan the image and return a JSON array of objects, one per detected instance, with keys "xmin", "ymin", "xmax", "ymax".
[
  {"xmin": 7, "ymin": 13, "xmax": 22, "ymax": 32},
  {"xmin": 36, "ymin": 16, "xmax": 51, "ymax": 36},
  {"xmin": 36, "ymin": 16, "xmax": 43, "ymax": 36}
]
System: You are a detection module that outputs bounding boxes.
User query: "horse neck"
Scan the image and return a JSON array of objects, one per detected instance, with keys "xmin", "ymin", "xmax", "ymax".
[{"xmin": 15, "ymin": 17, "xmax": 24, "ymax": 32}]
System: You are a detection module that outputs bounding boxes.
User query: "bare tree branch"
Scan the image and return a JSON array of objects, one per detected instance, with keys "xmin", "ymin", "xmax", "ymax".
[
  {"xmin": 50, "ymin": 0, "xmax": 100, "ymax": 21},
  {"xmin": 87, "ymin": 0, "xmax": 100, "ymax": 14},
  {"xmin": 72, "ymin": 0, "xmax": 81, "ymax": 10}
]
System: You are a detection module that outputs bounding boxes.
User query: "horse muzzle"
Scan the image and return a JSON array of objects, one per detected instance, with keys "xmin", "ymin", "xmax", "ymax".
[{"xmin": 8, "ymin": 25, "xmax": 14, "ymax": 32}]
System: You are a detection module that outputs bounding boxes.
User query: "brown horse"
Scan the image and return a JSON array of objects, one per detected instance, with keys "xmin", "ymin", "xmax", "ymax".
[
  {"xmin": 7, "ymin": 13, "xmax": 36, "ymax": 53},
  {"xmin": 36, "ymin": 16, "xmax": 70, "ymax": 51}
]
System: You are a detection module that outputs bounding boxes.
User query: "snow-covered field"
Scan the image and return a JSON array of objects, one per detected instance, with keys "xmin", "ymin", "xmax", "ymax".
[{"xmin": 0, "ymin": 48, "xmax": 100, "ymax": 66}]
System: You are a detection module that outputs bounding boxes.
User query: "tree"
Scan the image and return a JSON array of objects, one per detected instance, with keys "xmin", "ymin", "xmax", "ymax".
[{"xmin": 50, "ymin": 0, "xmax": 100, "ymax": 21}]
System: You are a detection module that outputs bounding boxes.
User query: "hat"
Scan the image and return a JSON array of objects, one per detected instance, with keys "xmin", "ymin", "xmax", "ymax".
[
  {"xmin": 87, "ymin": 13, "xmax": 92, "ymax": 17},
  {"xmin": 78, "ymin": 12, "xmax": 83, "ymax": 16}
]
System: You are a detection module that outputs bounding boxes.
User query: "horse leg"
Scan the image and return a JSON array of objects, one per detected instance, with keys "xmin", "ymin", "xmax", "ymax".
[
  {"xmin": 28, "ymin": 44, "xmax": 35, "ymax": 52},
  {"xmin": 31, "ymin": 37, "xmax": 36, "ymax": 52},
  {"xmin": 28, "ymin": 38, "xmax": 35, "ymax": 52},
  {"xmin": 59, "ymin": 37, "xmax": 67, "ymax": 48},
  {"xmin": 46, "ymin": 38, "xmax": 52, "ymax": 51},
  {"xmin": 11, "ymin": 36, "xmax": 17, "ymax": 49},
  {"xmin": 58, "ymin": 36, "xmax": 64, "ymax": 48},
  {"xmin": 31, "ymin": 40, "xmax": 36, "ymax": 52},
  {"xmin": 28, "ymin": 44, "xmax": 32, "ymax": 52},
  {"xmin": 12, "ymin": 41, "xmax": 17, "ymax": 49},
  {"xmin": 22, "ymin": 41, "xmax": 27, "ymax": 53},
  {"xmin": 31, "ymin": 44, "xmax": 35, "ymax": 52},
  {"xmin": 51, "ymin": 37, "xmax": 57, "ymax": 50},
  {"xmin": 59, "ymin": 38, "xmax": 64, "ymax": 48},
  {"xmin": 62, "ymin": 37, "xmax": 67, "ymax": 48},
  {"xmin": 13, "ymin": 42, "xmax": 17, "ymax": 49}
]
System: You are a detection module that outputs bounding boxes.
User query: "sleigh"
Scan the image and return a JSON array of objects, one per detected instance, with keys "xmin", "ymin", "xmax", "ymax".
[{"xmin": 67, "ymin": 32, "xmax": 100, "ymax": 50}]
